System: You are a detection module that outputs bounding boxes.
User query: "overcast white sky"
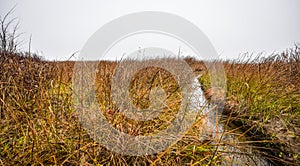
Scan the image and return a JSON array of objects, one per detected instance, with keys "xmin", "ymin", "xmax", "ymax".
[{"xmin": 1, "ymin": 0, "xmax": 299, "ymax": 60}]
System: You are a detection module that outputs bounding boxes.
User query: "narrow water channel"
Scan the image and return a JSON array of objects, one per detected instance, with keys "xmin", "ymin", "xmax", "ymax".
[{"xmin": 191, "ymin": 77, "xmax": 272, "ymax": 165}]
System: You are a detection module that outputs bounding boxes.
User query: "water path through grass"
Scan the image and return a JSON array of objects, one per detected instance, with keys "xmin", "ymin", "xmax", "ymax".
[{"xmin": 191, "ymin": 77, "xmax": 272, "ymax": 165}]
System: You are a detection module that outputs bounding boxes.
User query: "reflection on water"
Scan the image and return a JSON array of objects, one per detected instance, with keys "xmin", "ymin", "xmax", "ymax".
[{"xmin": 191, "ymin": 77, "xmax": 272, "ymax": 166}]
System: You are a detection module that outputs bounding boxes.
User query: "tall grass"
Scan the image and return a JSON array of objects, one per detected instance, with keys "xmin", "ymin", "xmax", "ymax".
[
  {"xmin": 0, "ymin": 46, "xmax": 299, "ymax": 165},
  {"xmin": 0, "ymin": 53, "xmax": 218, "ymax": 165}
]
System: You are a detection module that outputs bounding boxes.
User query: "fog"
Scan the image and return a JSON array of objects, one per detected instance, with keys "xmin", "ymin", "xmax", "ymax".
[{"xmin": 1, "ymin": 0, "xmax": 299, "ymax": 60}]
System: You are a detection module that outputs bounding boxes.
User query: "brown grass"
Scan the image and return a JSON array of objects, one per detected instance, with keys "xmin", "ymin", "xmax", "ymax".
[{"xmin": 0, "ymin": 46, "xmax": 299, "ymax": 165}]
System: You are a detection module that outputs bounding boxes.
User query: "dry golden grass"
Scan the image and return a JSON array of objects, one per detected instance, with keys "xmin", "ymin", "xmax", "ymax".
[
  {"xmin": 0, "ymin": 46, "xmax": 300, "ymax": 165},
  {"xmin": 0, "ymin": 52, "xmax": 216, "ymax": 165}
]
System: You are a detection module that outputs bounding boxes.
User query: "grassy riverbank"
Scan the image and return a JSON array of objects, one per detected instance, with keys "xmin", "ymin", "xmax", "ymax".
[{"xmin": 199, "ymin": 46, "xmax": 300, "ymax": 165}]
